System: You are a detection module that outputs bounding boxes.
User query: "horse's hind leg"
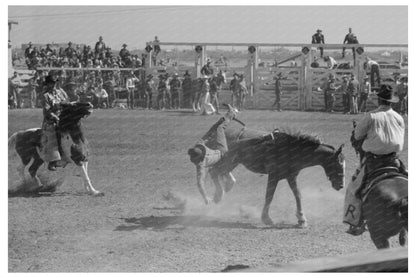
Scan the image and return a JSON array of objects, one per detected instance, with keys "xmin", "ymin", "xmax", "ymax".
[
  {"xmin": 79, "ymin": 161, "xmax": 103, "ymax": 196},
  {"xmin": 28, "ymin": 157, "xmax": 44, "ymax": 188},
  {"xmin": 370, "ymin": 232, "xmax": 390, "ymax": 249},
  {"xmin": 399, "ymin": 228, "xmax": 407, "ymax": 246},
  {"xmin": 287, "ymin": 175, "xmax": 307, "ymax": 228},
  {"xmin": 261, "ymin": 173, "xmax": 280, "ymax": 226}
]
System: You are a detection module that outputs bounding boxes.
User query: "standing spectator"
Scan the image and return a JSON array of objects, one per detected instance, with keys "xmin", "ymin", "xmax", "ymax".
[
  {"xmin": 119, "ymin": 44, "xmax": 131, "ymax": 66},
  {"xmin": 200, "ymin": 75, "xmax": 216, "ymax": 115},
  {"xmin": 10, "ymin": 71, "xmax": 22, "ymax": 108},
  {"xmin": 126, "ymin": 71, "xmax": 139, "ymax": 109},
  {"xmin": 9, "ymin": 71, "xmax": 20, "ymax": 109},
  {"xmin": 24, "ymin": 42, "xmax": 33, "ymax": 60},
  {"xmin": 397, "ymin": 76, "xmax": 408, "ymax": 115},
  {"xmin": 209, "ymin": 76, "xmax": 220, "ymax": 114},
  {"xmin": 169, "ymin": 73, "xmax": 182, "ymax": 109},
  {"xmin": 312, "ymin": 29, "xmax": 325, "ymax": 58},
  {"xmin": 347, "ymin": 74, "xmax": 359, "ymax": 114},
  {"xmin": 157, "ymin": 74, "xmax": 168, "ymax": 110},
  {"xmin": 45, "ymin": 43, "xmax": 54, "ymax": 57},
  {"xmin": 310, "ymin": 56, "xmax": 320, "ymax": 68},
  {"xmin": 64, "ymin": 42, "xmax": 76, "ymax": 60},
  {"xmin": 181, "ymin": 71, "xmax": 193, "ymax": 108},
  {"xmin": 238, "ymin": 74, "xmax": 249, "ymax": 110},
  {"xmin": 200, "ymin": 58, "xmax": 214, "ymax": 76},
  {"xmin": 95, "ymin": 36, "xmax": 106, "ymax": 60},
  {"xmin": 230, "ymin": 73, "xmax": 240, "ymax": 108},
  {"xmin": 143, "ymin": 74, "xmax": 155, "ymax": 109},
  {"xmin": 324, "ymin": 56, "xmax": 338, "ymax": 69},
  {"xmin": 28, "ymin": 76, "xmax": 39, "ymax": 108},
  {"xmin": 272, "ymin": 73, "xmax": 283, "ymax": 112},
  {"xmin": 319, "ymin": 73, "xmax": 337, "ymax": 112},
  {"xmin": 342, "ymin": 27, "xmax": 359, "ymax": 59},
  {"xmin": 340, "ymin": 75, "xmax": 350, "ymax": 114},
  {"xmin": 364, "ymin": 56, "xmax": 381, "ymax": 88},
  {"xmin": 359, "ymin": 75, "xmax": 371, "ymax": 113}
]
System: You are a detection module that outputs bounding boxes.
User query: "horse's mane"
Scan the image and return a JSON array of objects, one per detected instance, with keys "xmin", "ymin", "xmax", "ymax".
[{"xmin": 278, "ymin": 127, "xmax": 335, "ymax": 150}]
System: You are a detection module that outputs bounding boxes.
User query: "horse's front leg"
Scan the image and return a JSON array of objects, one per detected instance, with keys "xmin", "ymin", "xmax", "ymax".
[
  {"xmin": 287, "ymin": 175, "xmax": 307, "ymax": 228},
  {"xmin": 79, "ymin": 161, "xmax": 103, "ymax": 196},
  {"xmin": 261, "ymin": 173, "xmax": 280, "ymax": 226}
]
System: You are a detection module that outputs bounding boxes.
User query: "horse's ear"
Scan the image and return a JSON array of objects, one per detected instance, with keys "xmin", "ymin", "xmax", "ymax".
[
  {"xmin": 352, "ymin": 120, "xmax": 357, "ymax": 128},
  {"xmin": 335, "ymin": 144, "xmax": 344, "ymax": 156}
]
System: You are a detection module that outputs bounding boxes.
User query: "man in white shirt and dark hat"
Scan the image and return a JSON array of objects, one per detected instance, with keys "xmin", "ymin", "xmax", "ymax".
[{"xmin": 344, "ymin": 84, "xmax": 406, "ymax": 235}]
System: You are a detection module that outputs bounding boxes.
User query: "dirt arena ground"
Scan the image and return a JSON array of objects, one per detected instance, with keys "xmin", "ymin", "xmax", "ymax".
[{"xmin": 8, "ymin": 108, "xmax": 408, "ymax": 272}]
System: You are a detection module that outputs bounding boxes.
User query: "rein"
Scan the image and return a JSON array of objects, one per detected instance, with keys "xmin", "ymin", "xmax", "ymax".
[{"xmin": 233, "ymin": 117, "xmax": 246, "ymax": 142}]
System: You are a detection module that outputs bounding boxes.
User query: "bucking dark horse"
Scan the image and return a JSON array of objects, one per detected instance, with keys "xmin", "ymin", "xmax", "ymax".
[
  {"xmin": 350, "ymin": 121, "xmax": 407, "ymax": 249},
  {"xmin": 8, "ymin": 102, "xmax": 103, "ymax": 196},
  {"xmin": 189, "ymin": 120, "xmax": 345, "ymax": 227}
]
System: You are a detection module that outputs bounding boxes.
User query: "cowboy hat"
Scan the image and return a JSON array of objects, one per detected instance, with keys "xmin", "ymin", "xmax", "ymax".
[
  {"xmin": 202, "ymin": 75, "xmax": 209, "ymax": 79},
  {"xmin": 377, "ymin": 85, "xmax": 399, "ymax": 103},
  {"xmin": 122, "ymin": 43, "xmax": 127, "ymax": 47},
  {"xmin": 184, "ymin": 70, "xmax": 191, "ymax": 77},
  {"xmin": 317, "ymin": 29, "xmax": 322, "ymax": 32},
  {"xmin": 232, "ymin": 72, "xmax": 239, "ymax": 77},
  {"xmin": 363, "ymin": 75, "xmax": 369, "ymax": 80},
  {"xmin": 173, "ymin": 73, "xmax": 179, "ymax": 77},
  {"xmin": 276, "ymin": 72, "xmax": 283, "ymax": 77}
]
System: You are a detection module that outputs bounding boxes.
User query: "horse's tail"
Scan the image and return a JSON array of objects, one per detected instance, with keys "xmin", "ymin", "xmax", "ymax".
[{"xmin": 8, "ymin": 132, "xmax": 19, "ymax": 151}]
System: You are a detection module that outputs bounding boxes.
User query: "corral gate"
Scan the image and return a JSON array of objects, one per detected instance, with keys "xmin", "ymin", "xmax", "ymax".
[{"xmin": 149, "ymin": 42, "xmax": 407, "ymax": 111}]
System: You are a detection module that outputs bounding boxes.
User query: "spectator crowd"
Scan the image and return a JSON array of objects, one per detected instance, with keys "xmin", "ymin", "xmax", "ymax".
[{"xmin": 23, "ymin": 36, "xmax": 147, "ymax": 70}]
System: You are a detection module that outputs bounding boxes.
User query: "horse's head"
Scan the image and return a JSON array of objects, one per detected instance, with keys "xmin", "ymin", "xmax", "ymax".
[
  {"xmin": 322, "ymin": 144, "xmax": 345, "ymax": 191},
  {"xmin": 58, "ymin": 102, "xmax": 93, "ymax": 131}
]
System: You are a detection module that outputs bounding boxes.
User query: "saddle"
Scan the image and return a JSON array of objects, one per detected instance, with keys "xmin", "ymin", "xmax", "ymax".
[{"xmin": 359, "ymin": 165, "xmax": 408, "ymax": 203}]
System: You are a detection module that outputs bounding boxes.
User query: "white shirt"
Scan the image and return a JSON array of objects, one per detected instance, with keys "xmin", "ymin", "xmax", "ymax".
[
  {"xmin": 126, "ymin": 77, "xmax": 139, "ymax": 89},
  {"xmin": 354, "ymin": 105, "xmax": 405, "ymax": 155}
]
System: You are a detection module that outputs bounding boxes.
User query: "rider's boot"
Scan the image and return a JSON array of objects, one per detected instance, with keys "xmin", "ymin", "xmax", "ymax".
[{"xmin": 47, "ymin": 160, "xmax": 59, "ymax": 171}]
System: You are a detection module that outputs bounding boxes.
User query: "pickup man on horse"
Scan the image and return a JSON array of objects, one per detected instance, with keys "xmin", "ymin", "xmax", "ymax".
[
  {"xmin": 344, "ymin": 84, "xmax": 406, "ymax": 235},
  {"xmin": 41, "ymin": 75, "xmax": 66, "ymax": 171}
]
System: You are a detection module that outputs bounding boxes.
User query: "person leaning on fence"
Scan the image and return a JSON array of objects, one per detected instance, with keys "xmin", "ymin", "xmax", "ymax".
[
  {"xmin": 347, "ymin": 74, "xmax": 360, "ymax": 114},
  {"xmin": 312, "ymin": 29, "xmax": 325, "ymax": 58},
  {"xmin": 324, "ymin": 56, "xmax": 337, "ymax": 69},
  {"xmin": 344, "ymin": 84, "xmax": 406, "ymax": 236},
  {"xmin": 364, "ymin": 57, "xmax": 381, "ymax": 88},
  {"xmin": 41, "ymin": 75, "xmax": 66, "ymax": 171},
  {"xmin": 359, "ymin": 75, "xmax": 371, "ymax": 113},
  {"xmin": 273, "ymin": 72, "xmax": 283, "ymax": 112},
  {"xmin": 126, "ymin": 71, "xmax": 139, "ymax": 109},
  {"xmin": 310, "ymin": 56, "xmax": 320, "ymax": 68}
]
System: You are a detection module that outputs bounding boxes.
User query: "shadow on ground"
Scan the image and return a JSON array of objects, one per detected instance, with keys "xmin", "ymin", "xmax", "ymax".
[{"xmin": 115, "ymin": 215, "xmax": 300, "ymax": 231}]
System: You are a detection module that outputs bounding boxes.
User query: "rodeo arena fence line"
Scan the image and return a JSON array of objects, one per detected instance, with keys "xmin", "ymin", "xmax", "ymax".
[{"xmin": 10, "ymin": 42, "xmax": 407, "ymax": 112}]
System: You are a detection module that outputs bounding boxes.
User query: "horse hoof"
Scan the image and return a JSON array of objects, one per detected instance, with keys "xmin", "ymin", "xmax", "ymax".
[
  {"xmin": 297, "ymin": 221, "xmax": 308, "ymax": 229},
  {"xmin": 92, "ymin": 192, "xmax": 105, "ymax": 197},
  {"xmin": 262, "ymin": 216, "xmax": 274, "ymax": 226}
]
